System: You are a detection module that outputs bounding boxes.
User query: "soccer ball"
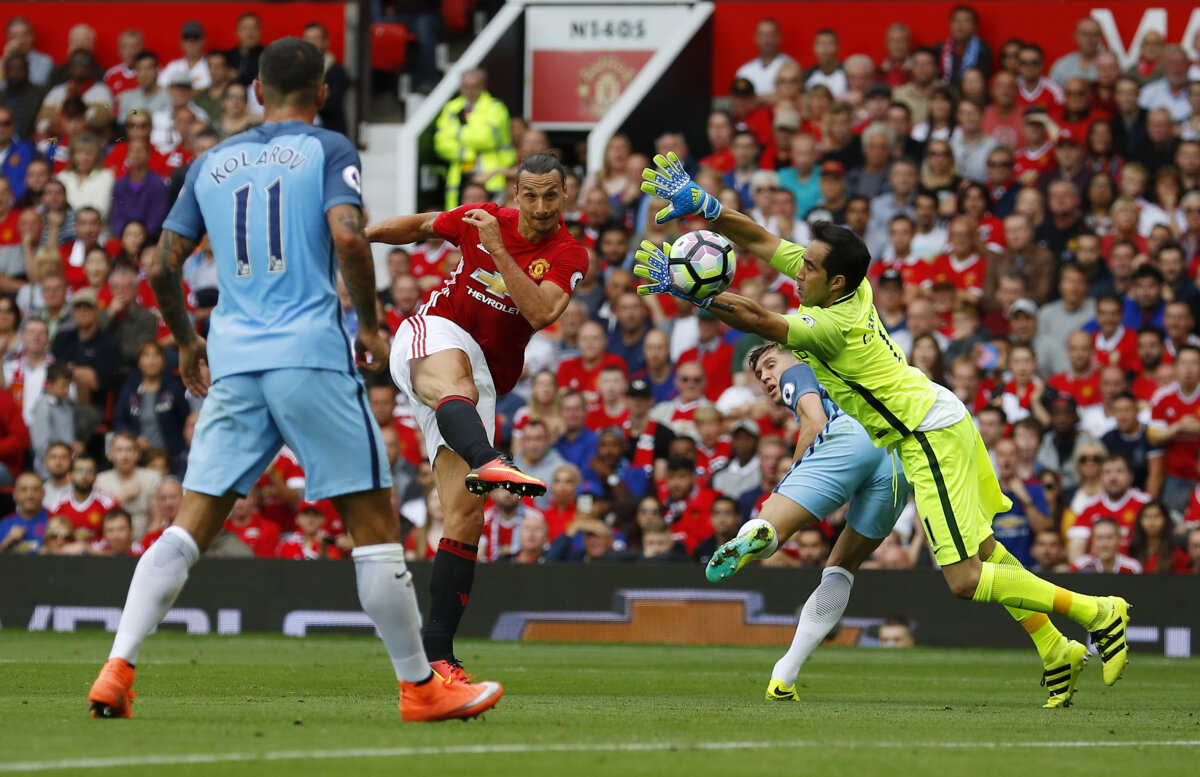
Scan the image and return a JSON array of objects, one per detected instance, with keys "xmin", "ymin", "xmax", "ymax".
[{"xmin": 667, "ymin": 230, "xmax": 736, "ymax": 301}]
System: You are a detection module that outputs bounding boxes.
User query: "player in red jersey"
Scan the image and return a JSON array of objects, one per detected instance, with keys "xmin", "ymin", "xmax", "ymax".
[
  {"xmin": 47, "ymin": 456, "xmax": 119, "ymax": 540},
  {"xmin": 1148, "ymin": 345, "xmax": 1200, "ymax": 516},
  {"xmin": 367, "ymin": 153, "xmax": 588, "ymax": 681}
]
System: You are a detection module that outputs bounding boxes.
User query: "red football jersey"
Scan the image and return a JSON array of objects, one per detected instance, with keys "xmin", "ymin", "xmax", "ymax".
[
  {"xmin": 1048, "ymin": 369, "xmax": 1103, "ymax": 407},
  {"xmin": 428, "ymin": 202, "xmax": 588, "ymax": 395},
  {"xmin": 104, "ymin": 64, "xmax": 140, "ymax": 97},
  {"xmin": 585, "ymin": 402, "xmax": 631, "ymax": 435},
  {"xmin": 104, "ymin": 141, "xmax": 177, "ymax": 180},
  {"xmin": 926, "ymin": 252, "xmax": 987, "ymax": 295},
  {"xmin": 557, "ymin": 353, "xmax": 628, "ymax": 394},
  {"xmin": 1014, "ymin": 143, "xmax": 1056, "ymax": 186},
  {"xmin": 1068, "ymin": 490, "xmax": 1151, "ymax": 550},
  {"xmin": 1092, "ymin": 327, "xmax": 1142, "ymax": 374},
  {"xmin": 541, "ymin": 503, "xmax": 576, "ymax": 542},
  {"xmin": 48, "ymin": 490, "xmax": 118, "ymax": 537},
  {"xmin": 223, "ymin": 513, "xmax": 281, "ymax": 558},
  {"xmin": 660, "ymin": 484, "xmax": 720, "ymax": 554},
  {"xmin": 696, "ymin": 437, "xmax": 733, "ymax": 481},
  {"xmin": 274, "ymin": 532, "xmax": 344, "ymax": 560},
  {"xmin": 481, "ymin": 504, "xmax": 544, "ymax": 562},
  {"xmin": 679, "ymin": 342, "xmax": 734, "ymax": 401},
  {"xmin": 256, "ymin": 448, "xmax": 306, "ymax": 531},
  {"xmin": 1016, "ymin": 78, "xmax": 1065, "ymax": 110},
  {"xmin": 1150, "ymin": 383, "xmax": 1200, "ymax": 480}
]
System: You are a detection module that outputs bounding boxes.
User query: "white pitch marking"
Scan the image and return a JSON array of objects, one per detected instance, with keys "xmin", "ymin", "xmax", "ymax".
[{"xmin": 3, "ymin": 739, "xmax": 1200, "ymax": 772}]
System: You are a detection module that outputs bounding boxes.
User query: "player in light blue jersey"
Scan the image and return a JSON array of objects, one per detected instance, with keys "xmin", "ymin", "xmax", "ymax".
[
  {"xmin": 706, "ymin": 343, "xmax": 913, "ymax": 702},
  {"xmin": 88, "ymin": 38, "xmax": 501, "ymax": 724}
]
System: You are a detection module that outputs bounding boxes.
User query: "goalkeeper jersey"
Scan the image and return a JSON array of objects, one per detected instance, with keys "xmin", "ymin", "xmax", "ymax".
[{"xmin": 773, "ymin": 240, "xmax": 937, "ymax": 448}]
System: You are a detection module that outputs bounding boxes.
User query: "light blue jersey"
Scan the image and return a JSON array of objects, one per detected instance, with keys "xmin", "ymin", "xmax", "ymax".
[
  {"xmin": 162, "ymin": 121, "xmax": 363, "ymax": 381},
  {"xmin": 171, "ymin": 121, "xmax": 389, "ymax": 501},
  {"xmin": 773, "ymin": 362, "xmax": 911, "ymax": 540}
]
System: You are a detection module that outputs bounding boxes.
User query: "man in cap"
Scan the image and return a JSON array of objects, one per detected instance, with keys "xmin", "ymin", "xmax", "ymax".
[{"xmin": 159, "ymin": 21, "xmax": 212, "ymax": 91}]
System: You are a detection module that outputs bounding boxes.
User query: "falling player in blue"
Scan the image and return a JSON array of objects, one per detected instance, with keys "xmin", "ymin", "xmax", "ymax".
[
  {"xmin": 706, "ymin": 343, "xmax": 913, "ymax": 702},
  {"xmin": 88, "ymin": 38, "xmax": 502, "ymax": 724}
]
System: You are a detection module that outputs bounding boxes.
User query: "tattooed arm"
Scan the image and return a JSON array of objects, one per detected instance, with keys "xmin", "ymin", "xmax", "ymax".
[
  {"xmin": 328, "ymin": 203, "xmax": 388, "ymax": 373},
  {"xmin": 149, "ymin": 229, "xmax": 211, "ymax": 395}
]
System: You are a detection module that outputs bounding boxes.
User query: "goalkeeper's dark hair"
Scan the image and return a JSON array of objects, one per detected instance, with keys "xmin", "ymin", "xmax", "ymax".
[
  {"xmin": 258, "ymin": 37, "xmax": 324, "ymax": 107},
  {"xmin": 811, "ymin": 221, "xmax": 871, "ymax": 297},
  {"xmin": 516, "ymin": 151, "xmax": 566, "ymax": 187}
]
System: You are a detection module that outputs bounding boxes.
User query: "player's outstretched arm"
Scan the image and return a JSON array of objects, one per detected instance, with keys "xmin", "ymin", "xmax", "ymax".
[
  {"xmin": 706, "ymin": 291, "xmax": 790, "ymax": 343},
  {"xmin": 640, "ymin": 152, "xmax": 782, "ymax": 260},
  {"xmin": 329, "ymin": 204, "xmax": 388, "ymax": 373},
  {"xmin": 148, "ymin": 229, "xmax": 208, "ymax": 396},
  {"xmin": 364, "ymin": 212, "xmax": 440, "ymax": 245}
]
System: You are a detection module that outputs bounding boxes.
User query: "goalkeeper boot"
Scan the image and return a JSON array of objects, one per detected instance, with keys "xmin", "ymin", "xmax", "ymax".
[
  {"xmin": 765, "ymin": 680, "xmax": 798, "ymax": 702},
  {"xmin": 88, "ymin": 658, "xmax": 137, "ymax": 719},
  {"xmin": 430, "ymin": 658, "xmax": 473, "ymax": 685},
  {"xmin": 465, "ymin": 456, "xmax": 547, "ymax": 498},
  {"xmin": 1089, "ymin": 597, "xmax": 1131, "ymax": 686},
  {"xmin": 1041, "ymin": 639, "xmax": 1088, "ymax": 709},
  {"xmin": 706, "ymin": 521, "xmax": 777, "ymax": 582},
  {"xmin": 400, "ymin": 675, "xmax": 503, "ymax": 722}
]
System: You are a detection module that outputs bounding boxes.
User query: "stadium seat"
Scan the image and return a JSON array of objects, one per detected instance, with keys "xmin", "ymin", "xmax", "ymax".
[
  {"xmin": 441, "ymin": 0, "xmax": 478, "ymax": 36},
  {"xmin": 370, "ymin": 23, "xmax": 412, "ymax": 72}
]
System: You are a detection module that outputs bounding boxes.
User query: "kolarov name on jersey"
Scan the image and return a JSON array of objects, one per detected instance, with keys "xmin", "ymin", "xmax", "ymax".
[{"xmin": 207, "ymin": 145, "xmax": 310, "ymax": 184}]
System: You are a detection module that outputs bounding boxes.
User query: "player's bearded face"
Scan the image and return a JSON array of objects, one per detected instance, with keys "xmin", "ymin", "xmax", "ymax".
[{"xmin": 515, "ymin": 173, "xmax": 564, "ymax": 235}]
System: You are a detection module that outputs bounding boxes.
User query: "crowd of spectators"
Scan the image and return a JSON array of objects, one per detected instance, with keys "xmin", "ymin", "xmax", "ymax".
[{"xmin": 4, "ymin": 9, "xmax": 1200, "ymax": 577}]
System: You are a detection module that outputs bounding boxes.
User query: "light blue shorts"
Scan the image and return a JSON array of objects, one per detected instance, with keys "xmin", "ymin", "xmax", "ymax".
[
  {"xmin": 183, "ymin": 368, "xmax": 391, "ymax": 501},
  {"xmin": 773, "ymin": 414, "xmax": 911, "ymax": 540}
]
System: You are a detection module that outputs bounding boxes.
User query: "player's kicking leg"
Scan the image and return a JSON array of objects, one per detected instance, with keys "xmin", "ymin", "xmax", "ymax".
[
  {"xmin": 906, "ymin": 417, "xmax": 1130, "ymax": 690},
  {"xmin": 410, "ymin": 347, "xmax": 546, "ymax": 499}
]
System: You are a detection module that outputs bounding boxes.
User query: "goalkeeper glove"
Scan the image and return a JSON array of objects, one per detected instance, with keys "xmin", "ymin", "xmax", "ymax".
[
  {"xmin": 640, "ymin": 152, "xmax": 723, "ymax": 225},
  {"xmin": 632, "ymin": 240, "xmax": 712, "ymax": 309}
]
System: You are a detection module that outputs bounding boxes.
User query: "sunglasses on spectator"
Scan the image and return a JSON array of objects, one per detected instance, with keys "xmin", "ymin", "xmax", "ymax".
[
  {"xmin": 1042, "ymin": 481, "xmax": 1058, "ymax": 490},
  {"xmin": 1078, "ymin": 455, "xmax": 1103, "ymax": 463},
  {"xmin": 46, "ymin": 533, "xmax": 71, "ymax": 541},
  {"xmin": 677, "ymin": 376, "xmax": 703, "ymax": 383}
]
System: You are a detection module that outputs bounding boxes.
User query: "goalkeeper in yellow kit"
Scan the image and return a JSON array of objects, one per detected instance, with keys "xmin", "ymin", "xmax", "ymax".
[{"xmin": 637, "ymin": 152, "xmax": 1129, "ymax": 708}]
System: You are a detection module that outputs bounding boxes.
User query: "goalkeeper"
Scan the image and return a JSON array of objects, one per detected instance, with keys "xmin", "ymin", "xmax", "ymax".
[{"xmin": 637, "ymin": 152, "xmax": 1130, "ymax": 705}]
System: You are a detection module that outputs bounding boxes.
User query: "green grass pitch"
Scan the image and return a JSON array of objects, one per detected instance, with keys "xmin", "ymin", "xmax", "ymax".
[{"xmin": 2, "ymin": 631, "xmax": 1198, "ymax": 776}]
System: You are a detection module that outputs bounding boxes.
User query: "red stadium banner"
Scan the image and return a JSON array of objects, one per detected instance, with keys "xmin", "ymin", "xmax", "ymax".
[
  {"xmin": 525, "ymin": 4, "xmax": 678, "ymax": 128},
  {"xmin": 711, "ymin": 0, "xmax": 1200, "ymax": 95},
  {"xmin": 0, "ymin": 1, "xmax": 346, "ymax": 65}
]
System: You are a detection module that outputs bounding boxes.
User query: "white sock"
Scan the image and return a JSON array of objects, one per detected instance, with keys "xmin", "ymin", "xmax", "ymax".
[
  {"xmin": 771, "ymin": 566, "xmax": 854, "ymax": 686},
  {"xmin": 352, "ymin": 543, "xmax": 432, "ymax": 683},
  {"xmin": 109, "ymin": 526, "xmax": 200, "ymax": 664},
  {"xmin": 738, "ymin": 518, "xmax": 779, "ymax": 558}
]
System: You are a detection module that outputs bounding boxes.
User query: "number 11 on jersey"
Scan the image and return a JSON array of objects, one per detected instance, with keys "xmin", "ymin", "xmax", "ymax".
[{"xmin": 232, "ymin": 177, "xmax": 285, "ymax": 277}]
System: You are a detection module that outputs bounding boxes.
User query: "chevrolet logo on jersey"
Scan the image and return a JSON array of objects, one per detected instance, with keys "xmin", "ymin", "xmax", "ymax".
[{"xmin": 471, "ymin": 267, "xmax": 510, "ymax": 298}]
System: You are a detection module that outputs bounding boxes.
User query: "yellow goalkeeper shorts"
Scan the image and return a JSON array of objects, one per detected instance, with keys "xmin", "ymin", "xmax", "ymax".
[{"xmin": 898, "ymin": 415, "xmax": 1011, "ymax": 566}]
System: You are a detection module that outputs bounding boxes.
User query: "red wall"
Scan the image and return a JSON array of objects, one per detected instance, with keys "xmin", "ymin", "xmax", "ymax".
[
  {"xmin": 711, "ymin": 0, "xmax": 1198, "ymax": 94},
  {"xmin": 0, "ymin": 1, "xmax": 347, "ymax": 68}
]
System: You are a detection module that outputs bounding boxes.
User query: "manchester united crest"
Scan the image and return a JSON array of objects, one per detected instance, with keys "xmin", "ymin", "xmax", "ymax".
[
  {"xmin": 577, "ymin": 56, "xmax": 638, "ymax": 119},
  {"xmin": 529, "ymin": 257, "xmax": 551, "ymax": 280}
]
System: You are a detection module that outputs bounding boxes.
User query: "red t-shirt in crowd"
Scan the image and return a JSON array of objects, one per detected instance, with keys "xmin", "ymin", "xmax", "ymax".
[
  {"xmin": 481, "ymin": 504, "xmax": 544, "ymax": 562},
  {"xmin": 660, "ymin": 483, "xmax": 720, "ymax": 554},
  {"xmin": 1048, "ymin": 369, "xmax": 1103, "ymax": 407},
  {"xmin": 1092, "ymin": 327, "xmax": 1142, "ymax": 374},
  {"xmin": 1016, "ymin": 77, "xmax": 1065, "ymax": 110},
  {"xmin": 541, "ymin": 502, "xmax": 576, "ymax": 542},
  {"xmin": 585, "ymin": 402, "xmax": 630, "ymax": 435},
  {"xmin": 1014, "ymin": 143, "xmax": 1056, "ymax": 186},
  {"xmin": 256, "ymin": 447, "xmax": 306, "ymax": 531},
  {"xmin": 48, "ymin": 490, "xmax": 118, "ymax": 538},
  {"xmin": 223, "ymin": 513, "xmax": 281, "ymax": 558},
  {"xmin": 695, "ymin": 436, "xmax": 732, "ymax": 481},
  {"xmin": 699, "ymin": 148, "xmax": 736, "ymax": 174},
  {"xmin": 1067, "ymin": 490, "xmax": 1151, "ymax": 550},
  {"xmin": 926, "ymin": 252, "xmax": 987, "ymax": 296},
  {"xmin": 428, "ymin": 202, "xmax": 589, "ymax": 395},
  {"xmin": 1150, "ymin": 383, "xmax": 1200, "ymax": 480},
  {"xmin": 557, "ymin": 353, "xmax": 628, "ymax": 394},
  {"xmin": 0, "ymin": 208, "xmax": 21, "ymax": 246},
  {"xmin": 274, "ymin": 532, "xmax": 344, "ymax": 560},
  {"xmin": 104, "ymin": 63, "xmax": 139, "ymax": 96},
  {"xmin": 678, "ymin": 340, "xmax": 734, "ymax": 401}
]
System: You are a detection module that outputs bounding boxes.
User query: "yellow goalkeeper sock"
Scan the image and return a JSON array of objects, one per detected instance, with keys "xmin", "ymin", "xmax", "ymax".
[
  {"xmin": 972, "ymin": 562, "xmax": 1101, "ymax": 629},
  {"xmin": 985, "ymin": 542, "xmax": 1065, "ymax": 663}
]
